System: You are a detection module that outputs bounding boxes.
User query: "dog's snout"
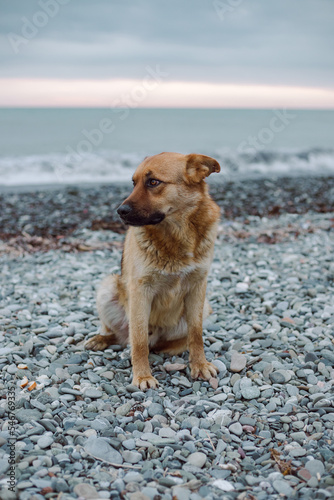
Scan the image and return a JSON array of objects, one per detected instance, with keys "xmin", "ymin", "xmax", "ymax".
[{"xmin": 117, "ymin": 204, "xmax": 132, "ymax": 218}]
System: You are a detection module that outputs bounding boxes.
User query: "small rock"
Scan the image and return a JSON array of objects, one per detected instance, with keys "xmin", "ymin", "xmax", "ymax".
[
  {"xmin": 164, "ymin": 363, "xmax": 186, "ymax": 372},
  {"xmin": 124, "ymin": 471, "xmax": 144, "ymax": 483},
  {"xmin": 74, "ymin": 483, "xmax": 100, "ymax": 499},
  {"xmin": 148, "ymin": 403, "xmax": 164, "ymax": 417},
  {"xmin": 0, "ymin": 459, "xmax": 10, "ymax": 475},
  {"xmin": 229, "ymin": 422, "xmax": 243, "ymax": 436},
  {"xmin": 187, "ymin": 452, "xmax": 207, "ymax": 468},
  {"xmin": 123, "ymin": 439, "xmax": 136, "ymax": 450},
  {"xmin": 16, "ymin": 409, "xmax": 42, "ymax": 424},
  {"xmin": 305, "ymin": 459, "xmax": 325, "ymax": 477},
  {"xmin": 116, "ymin": 401, "xmax": 133, "ymax": 416},
  {"xmin": 230, "ymin": 352, "xmax": 247, "ymax": 373},
  {"xmin": 122, "ymin": 450, "xmax": 142, "ymax": 464},
  {"xmin": 273, "ymin": 479, "xmax": 293, "ymax": 496},
  {"xmin": 297, "ymin": 468, "xmax": 312, "ymax": 481},
  {"xmin": 270, "ymin": 371, "xmax": 286, "ymax": 384},
  {"xmin": 212, "ymin": 479, "xmax": 235, "ymax": 491},
  {"xmin": 235, "ymin": 283, "xmax": 249, "ymax": 293},
  {"xmin": 37, "ymin": 435, "xmax": 54, "ymax": 449},
  {"xmin": 84, "ymin": 388, "xmax": 103, "ymax": 399},
  {"xmin": 209, "ymin": 377, "xmax": 218, "ymax": 389},
  {"xmin": 84, "ymin": 437, "xmax": 123, "ymax": 464},
  {"xmin": 241, "ymin": 386, "xmax": 260, "ymax": 400},
  {"xmin": 159, "ymin": 428, "xmax": 176, "ymax": 438}
]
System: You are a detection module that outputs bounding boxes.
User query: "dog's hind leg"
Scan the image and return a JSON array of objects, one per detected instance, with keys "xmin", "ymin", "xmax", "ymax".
[
  {"xmin": 85, "ymin": 324, "xmax": 119, "ymax": 351},
  {"xmin": 85, "ymin": 275, "xmax": 129, "ymax": 352}
]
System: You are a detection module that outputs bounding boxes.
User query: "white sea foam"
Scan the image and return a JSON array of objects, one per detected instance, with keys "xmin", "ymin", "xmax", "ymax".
[{"xmin": 0, "ymin": 148, "xmax": 334, "ymax": 186}]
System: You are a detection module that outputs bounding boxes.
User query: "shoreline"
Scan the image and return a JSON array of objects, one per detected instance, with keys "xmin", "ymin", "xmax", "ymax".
[
  {"xmin": 1, "ymin": 169, "xmax": 334, "ymax": 194},
  {"xmin": 1, "ymin": 175, "xmax": 334, "ymax": 240}
]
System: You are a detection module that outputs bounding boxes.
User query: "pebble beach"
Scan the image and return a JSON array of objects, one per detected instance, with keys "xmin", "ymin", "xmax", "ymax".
[{"xmin": 0, "ymin": 176, "xmax": 334, "ymax": 500}]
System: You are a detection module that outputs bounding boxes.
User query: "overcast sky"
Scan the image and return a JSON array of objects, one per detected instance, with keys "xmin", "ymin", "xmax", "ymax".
[{"xmin": 0, "ymin": 0, "xmax": 334, "ymax": 107}]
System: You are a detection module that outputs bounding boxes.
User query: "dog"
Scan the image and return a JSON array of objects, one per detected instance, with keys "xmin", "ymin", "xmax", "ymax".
[{"xmin": 85, "ymin": 152, "xmax": 221, "ymax": 390}]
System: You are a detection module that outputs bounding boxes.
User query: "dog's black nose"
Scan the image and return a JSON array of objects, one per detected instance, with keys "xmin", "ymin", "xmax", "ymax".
[{"xmin": 117, "ymin": 204, "xmax": 132, "ymax": 218}]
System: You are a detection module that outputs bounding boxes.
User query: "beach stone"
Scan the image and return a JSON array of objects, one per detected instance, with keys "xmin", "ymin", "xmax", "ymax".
[
  {"xmin": 124, "ymin": 471, "xmax": 144, "ymax": 483},
  {"xmin": 128, "ymin": 494, "xmax": 151, "ymax": 500},
  {"xmin": 122, "ymin": 450, "xmax": 142, "ymax": 464},
  {"xmin": 16, "ymin": 409, "xmax": 42, "ymax": 424},
  {"xmin": 52, "ymin": 478, "xmax": 69, "ymax": 492},
  {"xmin": 187, "ymin": 452, "xmax": 207, "ymax": 468},
  {"xmin": 0, "ymin": 459, "xmax": 10, "ymax": 475},
  {"xmin": 84, "ymin": 388, "xmax": 103, "ymax": 399},
  {"xmin": 236, "ymin": 324, "xmax": 252, "ymax": 335},
  {"xmin": 285, "ymin": 443, "xmax": 307, "ymax": 457},
  {"xmin": 212, "ymin": 359, "xmax": 227, "ymax": 373},
  {"xmin": 210, "ymin": 341, "xmax": 223, "ymax": 352},
  {"xmin": 230, "ymin": 352, "xmax": 247, "ymax": 372},
  {"xmin": 241, "ymin": 386, "xmax": 260, "ymax": 400},
  {"xmin": 37, "ymin": 434, "xmax": 54, "ymax": 449},
  {"xmin": 212, "ymin": 479, "xmax": 235, "ymax": 491},
  {"xmin": 305, "ymin": 352, "xmax": 318, "ymax": 363},
  {"xmin": 298, "ymin": 468, "xmax": 312, "ymax": 481},
  {"xmin": 148, "ymin": 403, "xmax": 164, "ymax": 417},
  {"xmin": 159, "ymin": 427, "xmax": 176, "ymax": 438},
  {"xmin": 74, "ymin": 483, "xmax": 101, "ymax": 499},
  {"xmin": 229, "ymin": 422, "xmax": 243, "ymax": 436},
  {"xmin": 270, "ymin": 371, "xmax": 286, "ymax": 384},
  {"xmin": 141, "ymin": 487, "xmax": 160, "ymax": 499},
  {"xmin": 116, "ymin": 401, "xmax": 133, "ymax": 416},
  {"xmin": 123, "ymin": 439, "xmax": 136, "ymax": 450},
  {"xmin": 290, "ymin": 432, "xmax": 306, "ymax": 444},
  {"xmin": 0, "ymin": 490, "xmax": 17, "ymax": 500},
  {"xmin": 277, "ymin": 301, "xmax": 289, "ymax": 311},
  {"xmin": 273, "ymin": 479, "xmax": 293, "ymax": 496},
  {"xmin": 235, "ymin": 283, "xmax": 248, "ymax": 293},
  {"xmin": 87, "ymin": 371, "xmax": 101, "ymax": 383},
  {"xmin": 84, "ymin": 437, "xmax": 123, "ymax": 464},
  {"xmin": 164, "ymin": 363, "xmax": 187, "ymax": 372},
  {"xmin": 209, "ymin": 377, "xmax": 219, "ymax": 389},
  {"xmin": 101, "ymin": 371, "xmax": 114, "ymax": 380},
  {"xmin": 305, "ymin": 459, "xmax": 325, "ymax": 477},
  {"xmin": 172, "ymin": 486, "xmax": 191, "ymax": 500}
]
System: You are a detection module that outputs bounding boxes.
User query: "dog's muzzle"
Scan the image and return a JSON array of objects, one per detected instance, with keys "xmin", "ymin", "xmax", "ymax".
[
  {"xmin": 117, "ymin": 204, "xmax": 132, "ymax": 218},
  {"xmin": 117, "ymin": 204, "xmax": 165, "ymax": 226}
]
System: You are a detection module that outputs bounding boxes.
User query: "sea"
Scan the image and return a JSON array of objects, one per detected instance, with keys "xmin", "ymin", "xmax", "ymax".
[{"xmin": 0, "ymin": 108, "xmax": 333, "ymax": 187}]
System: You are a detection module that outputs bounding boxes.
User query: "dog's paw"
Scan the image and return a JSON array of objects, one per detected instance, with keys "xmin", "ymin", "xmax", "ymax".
[
  {"xmin": 190, "ymin": 360, "xmax": 218, "ymax": 380},
  {"xmin": 132, "ymin": 374, "xmax": 159, "ymax": 391},
  {"xmin": 85, "ymin": 334, "xmax": 111, "ymax": 351}
]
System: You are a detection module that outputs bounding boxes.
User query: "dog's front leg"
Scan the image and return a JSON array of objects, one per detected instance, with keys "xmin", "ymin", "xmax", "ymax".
[
  {"xmin": 185, "ymin": 280, "xmax": 218, "ymax": 380},
  {"xmin": 129, "ymin": 287, "xmax": 158, "ymax": 391}
]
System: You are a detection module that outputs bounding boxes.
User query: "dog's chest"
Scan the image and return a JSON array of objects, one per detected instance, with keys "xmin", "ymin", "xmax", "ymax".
[{"xmin": 145, "ymin": 261, "xmax": 207, "ymax": 295}]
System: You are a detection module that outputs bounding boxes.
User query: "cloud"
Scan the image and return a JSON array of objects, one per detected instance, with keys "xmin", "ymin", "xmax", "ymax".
[{"xmin": 0, "ymin": 0, "xmax": 333, "ymax": 104}]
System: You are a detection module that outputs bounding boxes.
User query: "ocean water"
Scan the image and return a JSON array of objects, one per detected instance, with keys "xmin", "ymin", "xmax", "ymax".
[{"xmin": 0, "ymin": 108, "xmax": 334, "ymax": 186}]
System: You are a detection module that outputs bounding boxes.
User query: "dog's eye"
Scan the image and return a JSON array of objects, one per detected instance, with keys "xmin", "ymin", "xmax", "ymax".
[{"xmin": 147, "ymin": 179, "xmax": 161, "ymax": 187}]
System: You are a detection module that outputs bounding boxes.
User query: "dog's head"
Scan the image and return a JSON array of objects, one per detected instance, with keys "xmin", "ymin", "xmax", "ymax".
[{"xmin": 117, "ymin": 152, "xmax": 220, "ymax": 226}]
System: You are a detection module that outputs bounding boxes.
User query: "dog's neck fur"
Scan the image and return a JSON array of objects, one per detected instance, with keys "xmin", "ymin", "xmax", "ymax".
[{"xmin": 133, "ymin": 191, "xmax": 220, "ymax": 271}]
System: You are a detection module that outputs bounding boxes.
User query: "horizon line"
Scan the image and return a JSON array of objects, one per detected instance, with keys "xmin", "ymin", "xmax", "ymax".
[
  {"xmin": 1, "ymin": 78, "xmax": 334, "ymax": 108},
  {"xmin": 1, "ymin": 105, "xmax": 334, "ymax": 110}
]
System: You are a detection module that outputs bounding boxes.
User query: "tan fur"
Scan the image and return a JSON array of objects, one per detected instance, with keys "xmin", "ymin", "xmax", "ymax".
[{"xmin": 85, "ymin": 152, "xmax": 221, "ymax": 390}]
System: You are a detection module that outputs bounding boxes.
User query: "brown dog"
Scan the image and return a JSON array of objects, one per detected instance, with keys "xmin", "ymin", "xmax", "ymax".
[{"xmin": 85, "ymin": 152, "xmax": 221, "ymax": 390}]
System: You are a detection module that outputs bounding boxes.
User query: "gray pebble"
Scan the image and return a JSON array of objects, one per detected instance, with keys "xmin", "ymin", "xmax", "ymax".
[
  {"xmin": 37, "ymin": 434, "xmax": 54, "ymax": 449},
  {"xmin": 84, "ymin": 437, "xmax": 123, "ymax": 464},
  {"xmin": 241, "ymin": 386, "xmax": 260, "ymax": 400},
  {"xmin": 187, "ymin": 452, "xmax": 207, "ymax": 468}
]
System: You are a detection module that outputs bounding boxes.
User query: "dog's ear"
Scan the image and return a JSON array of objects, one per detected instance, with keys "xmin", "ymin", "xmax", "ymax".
[{"xmin": 185, "ymin": 154, "xmax": 221, "ymax": 184}]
